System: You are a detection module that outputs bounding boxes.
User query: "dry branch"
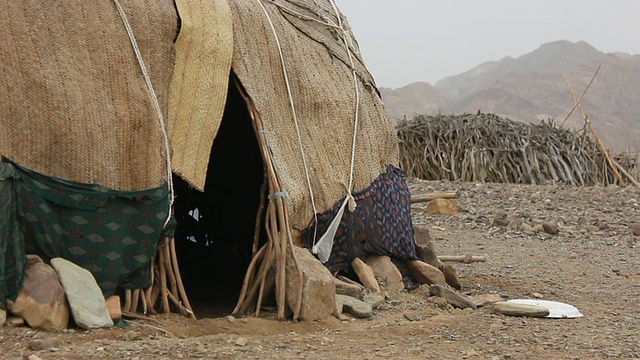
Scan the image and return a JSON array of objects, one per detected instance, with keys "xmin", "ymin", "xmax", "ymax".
[
  {"xmin": 397, "ymin": 112, "xmax": 635, "ymax": 186},
  {"xmin": 438, "ymin": 255, "xmax": 486, "ymax": 263},
  {"xmin": 411, "ymin": 191, "xmax": 458, "ymax": 203}
]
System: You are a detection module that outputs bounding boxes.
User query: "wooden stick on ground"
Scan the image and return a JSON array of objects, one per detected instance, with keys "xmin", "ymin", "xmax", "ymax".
[
  {"xmin": 438, "ymin": 255, "xmax": 486, "ymax": 263},
  {"xmin": 411, "ymin": 191, "xmax": 459, "ymax": 203}
]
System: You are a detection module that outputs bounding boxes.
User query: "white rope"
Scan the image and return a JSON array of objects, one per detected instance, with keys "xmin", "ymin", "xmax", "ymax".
[
  {"xmin": 113, "ymin": 0, "xmax": 174, "ymax": 227},
  {"xmin": 329, "ymin": 0, "xmax": 360, "ymax": 202},
  {"xmin": 254, "ymin": 0, "xmax": 319, "ymax": 231}
]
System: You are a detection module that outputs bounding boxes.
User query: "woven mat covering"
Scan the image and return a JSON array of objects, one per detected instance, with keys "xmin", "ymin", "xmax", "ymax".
[
  {"xmin": 0, "ymin": 1, "xmax": 177, "ymax": 191},
  {"xmin": 168, "ymin": 0, "xmax": 234, "ymax": 191},
  {"xmin": 229, "ymin": 0, "xmax": 399, "ymax": 233}
]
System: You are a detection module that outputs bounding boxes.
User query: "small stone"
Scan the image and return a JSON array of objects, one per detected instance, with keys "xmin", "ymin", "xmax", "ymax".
[
  {"xmin": 542, "ymin": 222, "xmax": 559, "ymax": 235},
  {"xmin": 0, "ymin": 308, "xmax": 5, "ymax": 326},
  {"xmin": 404, "ymin": 312, "xmax": 420, "ymax": 321},
  {"xmin": 532, "ymin": 224, "xmax": 544, "ymax": 233},
  {"xmin": 493, "ymin": 212, "xmax": 510, "ymax": 227},
  {"xmin": 27, "ymin": 355, "xmax": 44, "ymax": 360},
  {"xmin": 426, "ymin": 198, "xmax": 459, "ymax": 216},
  {"xmin": 334, "ymin": 276, "xmax": 365, "ymax": 300},
  {"xmin": 519, "ymin": 223, "xmax": 535, "ymax": 233},
  {"xmin": 351, "ymin": 258, "xmax": 381, "ymax": 293},
  {"xmin": 335, "ymin": 294, "xmax": 372, "ymax": 318},
  {"xmin": 429, "ymin": 285, "xmax": 477, "ymax": 310},
  {"xmin": 406, "ymin": 260, "xmax": 446, "ymax": 286},
  {"xmin": 7, "ymin": 316, "xmax": 25, "ymax": 327},
  {"xmin": 226, "ymin": 315, "xmax": 236, "ymax": 323},
  {"xmin": 241, "ymin": 318, "xmax": 248, "ymax": 324},
  {"xmin": 441, "ymin": 264, "xmax": 461, "ymax": 290},
  {"xmin": 28, "ymin": 338, "xmax": 62, "ymax": 351},
  {"xmin": 532, "ymin": 292, "xmax": 544, "ymax": 299},
  {"xmin": 235, "ymin": 337, "xmax": 248, "ymax": 346},
  {"xmin": 363, "ymin": 293, "xmax": 385, "ymax": 309},
  {"xmin": 492, "ymin": 301, "xmax": 550, "ymax": 317},
  {"xmin": 125, "ymin": 330, "xmax": 140, "ymax": 341},
  {"xmin": 628, "ymin": 223, "xmax": 640, "ymax": 236}
]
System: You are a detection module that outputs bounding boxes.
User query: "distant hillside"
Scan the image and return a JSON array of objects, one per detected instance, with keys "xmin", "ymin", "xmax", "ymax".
[
  {"xmin": 381, "ymin": 40, "xmax": 640, "ymax": 150},
  {"xmin": 379, "ymin": 82, "xmax": 448, "ymax": 120}
]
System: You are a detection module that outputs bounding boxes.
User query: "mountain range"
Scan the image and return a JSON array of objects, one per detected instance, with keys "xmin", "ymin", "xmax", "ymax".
[{"xmin": 379, "ymin": 40, "xmax": 640, "ymax": 150}]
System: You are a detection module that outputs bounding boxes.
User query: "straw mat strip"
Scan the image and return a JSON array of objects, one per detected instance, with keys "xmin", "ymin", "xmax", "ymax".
[
  {"xmin": 168, "ymin": 0, "xmax": 234, "ymax": 191},
  {"xmin": 0, "ymin": 1, "xmax": 177, "ymax": 191},
  {"xmin": 229, "ymin": 0, "xmax": 399, "ymax": 237}
]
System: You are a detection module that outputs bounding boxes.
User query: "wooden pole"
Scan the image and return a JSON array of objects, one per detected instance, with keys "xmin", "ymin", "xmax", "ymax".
[
  {"xmin": 560, "ymin": 65, "xmax": 601, "ymax": 127},
  {"xmin": 411, "ymin": 191, "xmax": 458, "ymax": 203},
  {"xmin": 438, "ymin": 255, "xmax": 486, "ymax": 263},
  {"xmin": 562, "ymin": 71, "xmax": 625, "ymax": 185}
]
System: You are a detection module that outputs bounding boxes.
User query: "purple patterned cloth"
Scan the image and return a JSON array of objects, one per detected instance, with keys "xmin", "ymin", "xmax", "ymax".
[{"xmin": 302, "ymin": 165, "xmax": 419, "ymax": 288}]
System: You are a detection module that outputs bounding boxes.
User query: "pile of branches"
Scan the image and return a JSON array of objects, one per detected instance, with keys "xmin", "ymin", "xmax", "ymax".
[{"xmin": 397, "ymin": 113, "xmax": 636, "ymax": 186}]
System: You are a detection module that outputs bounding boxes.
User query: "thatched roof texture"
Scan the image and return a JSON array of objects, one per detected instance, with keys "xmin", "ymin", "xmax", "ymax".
[
  {"xmin": 229, "ymin": 0, "xmax": 399, "ymax": 233},
  {"xmin": 0, "ymin": 1, "xmax": 177, "ymax": 191}
]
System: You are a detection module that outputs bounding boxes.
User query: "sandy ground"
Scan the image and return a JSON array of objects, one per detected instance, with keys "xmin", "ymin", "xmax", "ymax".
[{"xmin": 2, "ymin": 178, "xmax": 639, "ymax": 360}]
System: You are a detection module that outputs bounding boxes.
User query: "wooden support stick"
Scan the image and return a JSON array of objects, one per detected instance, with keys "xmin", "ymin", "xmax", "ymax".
[
  {"xmin": 562, "ymin": 71, "xmax": 625, "ymax": 185},
  {"xmin": 411, "ymin": 191, "xmax": 458, "ymax": 203},
  {"xmin": 168, "ymin": 237, "xmax": 195, "ymax": 319},
  {"xmin": 158, "ymin": 240, "xmax": 170, "ymax": 314},
  {"xmin": 438, "ymin": 255, "xmax": 486, "ymax": 263},
  {"xmin": 614, "ymin": 160, "xmax": 639, "ymax": 186},
  {"xmin": 561, "ymin": 64, "xmax": 601, "ymax": 127}
]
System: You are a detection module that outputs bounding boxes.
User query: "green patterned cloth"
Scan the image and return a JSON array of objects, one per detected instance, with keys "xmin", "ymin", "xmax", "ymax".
[
  {"xmin": 0, "ymin": 159, "xmax": 174, "ymax": 301},
  {"xmin": 0, "ymin": 162, "xmax": 27, "ymax": 302}
]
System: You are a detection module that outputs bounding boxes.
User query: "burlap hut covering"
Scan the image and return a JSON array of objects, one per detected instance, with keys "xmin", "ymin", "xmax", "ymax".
[
  {"xmin": 168, "ymin": 0, "xmax": 234, "ymax": 191},
  {"xmin": 0, "ymin": 1, "xmax": 177, "ymax": 191},
  {"xmin": 229, "ymin": 0, "xmax": 399, "ymax": 236}
]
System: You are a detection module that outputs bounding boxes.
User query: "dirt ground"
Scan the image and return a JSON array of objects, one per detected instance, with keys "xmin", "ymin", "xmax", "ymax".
[{"xmin": 2, "ymin": 178, "xmax": 639, "ymax": 359}]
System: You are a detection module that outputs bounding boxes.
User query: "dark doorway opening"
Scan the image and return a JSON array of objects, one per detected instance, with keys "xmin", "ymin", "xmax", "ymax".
[{"xmin": 173, "ymin": 75, "xmax": 265, "ymax": 318}]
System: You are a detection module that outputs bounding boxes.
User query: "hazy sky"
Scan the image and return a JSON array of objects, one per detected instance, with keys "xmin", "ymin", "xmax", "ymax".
[{"xmin": 337, "ymin": 1, "xmax": 640, "ymax": 88}]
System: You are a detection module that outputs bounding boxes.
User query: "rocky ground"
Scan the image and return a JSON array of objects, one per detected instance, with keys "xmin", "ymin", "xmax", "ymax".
[{"xmin": 2, "ymin": 178, "xmax": 639, "ymax": 359}]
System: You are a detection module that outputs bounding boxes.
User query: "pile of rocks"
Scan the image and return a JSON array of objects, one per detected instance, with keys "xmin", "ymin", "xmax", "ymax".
[{"xmin": 2, "ymin": 255, "xmax": 119, "ymax": 331}]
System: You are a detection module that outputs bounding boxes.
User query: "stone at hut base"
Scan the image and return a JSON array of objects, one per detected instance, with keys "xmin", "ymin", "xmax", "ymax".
[
  {"xmin": 492, "ymin": 301, "xmax": 550, "ymax": 317},
  {"xmin": 414, "ymin": 243, "xmax": 442, "ymax": 269},
  {"xmin": 351, "ymin": 257, "xmax": 381, "ymax": 293},
  {"xmin": 105, "ymin": 295, "xmax": 122, "ymax": 321},
  {"xmin": 7, "ymin": 315, "xmax": 25, "ymax": 327},
  {"xmin": 0, "ymin": 308, "xmax": 5, "ymax": 326},
  {"xmin": 285, "ymin": 246, "xmax": 335, "ymax": 321},
  {"xmin": 413, "ymin": 226, "xmax": 432, "ymax": 246},
  {"xmin": 6, "ymin": 262, "xmax": 69, "ymax": 331},
  {"xmin": 406, "ymin": 260, "xmax": 446, "ymax": 286},
  {"xmin": 363, "ymin": 292, "xmax": 385, "ymax": 309},
  {"xmin": 429, "ymin": 285, "xmax": 476, "ymax": 310},
  {"xmin": 335, "ymin": 294, "xmax": 372, "ymax": 318},
  {"xmin": 366, "ymin": 255, "xmax": 404, "ymax": 290},
  {"xmin": 50, "ymin": 258, "xmax": 113, "ymax": 329},
  {"xmin": 441, "ymin": 264, "xmax": 461, "ymax": 290},
  {"xmin": 426, "ymin": 198, "xmax": 459, "ymax": 216},
  {"xmin": 334, "ymin": 277, "xmax": 365, "ymax": 300},
  {"xmin": 26, "ymin": 254, "xmax": 44, "ymax": 265}
]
